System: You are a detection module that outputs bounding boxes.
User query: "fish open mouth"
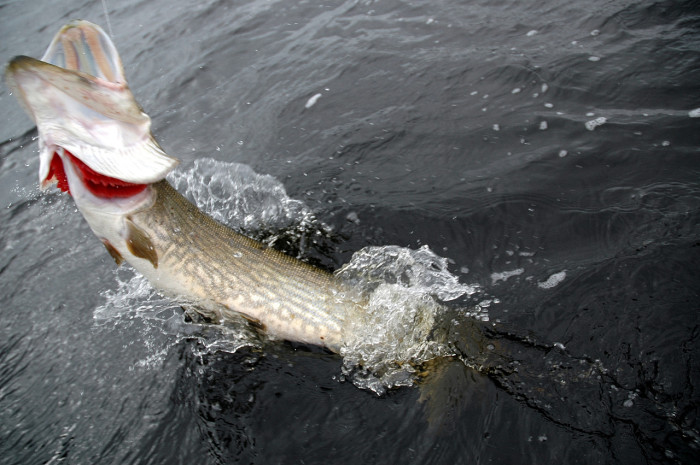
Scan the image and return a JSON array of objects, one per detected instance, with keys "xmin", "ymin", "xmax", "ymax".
[
  {"xmin": 46, "ymin": 148, "xmax": 147, "ymax": 198},
  {"xmin": 4, "ymin": 20, "xmax": 179, "ymax": 192}
]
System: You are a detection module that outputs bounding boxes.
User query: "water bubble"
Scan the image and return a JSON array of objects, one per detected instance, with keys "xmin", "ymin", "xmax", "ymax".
[{"xmin": 585, "ymin": 117, "xmax": 607, "ymax": 131}]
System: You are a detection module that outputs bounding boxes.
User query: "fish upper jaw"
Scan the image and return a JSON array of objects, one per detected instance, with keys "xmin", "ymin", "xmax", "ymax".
[
  {"xmin": 4, "ymin": 20, "xmax": 179, "ymax": 188},
  {"xmin": 40, "ymin": 19, "xmax": 127, "ymax": 85}
]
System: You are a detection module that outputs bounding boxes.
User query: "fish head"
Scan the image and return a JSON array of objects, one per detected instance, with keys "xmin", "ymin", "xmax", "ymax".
[{"xmin": 5, "ymin": 20, "xmax": 178, "ymax": 201}]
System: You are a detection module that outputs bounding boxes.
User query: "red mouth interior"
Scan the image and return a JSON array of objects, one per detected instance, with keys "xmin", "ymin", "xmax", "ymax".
[{"xmin": 47, "ymin": 149, "xmax": 148, "ymax": 198}]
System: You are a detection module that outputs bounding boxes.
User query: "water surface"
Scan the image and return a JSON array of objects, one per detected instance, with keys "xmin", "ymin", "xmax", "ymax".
[{"xmin": 1, "ymin": 0, "xmax": 699, "ymax": 463}]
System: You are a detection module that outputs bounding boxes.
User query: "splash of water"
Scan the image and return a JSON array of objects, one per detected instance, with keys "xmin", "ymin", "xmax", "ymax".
[
  {"xmin": 168, "ymin": 159, "xmax": 330, "ymax": 253},
  {"xmin": 336, "ymin": 245, "xmax": 481, "ymax": 394},
  {"xmin": 94, "ymin": 269, "xmax": 261, "ymax": 368}
]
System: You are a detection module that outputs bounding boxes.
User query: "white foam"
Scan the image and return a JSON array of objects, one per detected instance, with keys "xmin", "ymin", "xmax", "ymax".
[
  {"xmin": 538, "ymin": 270, "xmax": 566, "ymax": 289},
  {"xmin": 491, "ymin": 268, "xmax": 524, "ymax": 284},
  {"xmin": 689, "ymin": 108, "xmax": 700, "ymax": 118}
]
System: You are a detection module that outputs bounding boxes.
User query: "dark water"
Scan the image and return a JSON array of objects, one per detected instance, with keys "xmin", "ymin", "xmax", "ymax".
[{"xmin": 1, "ymin": 0, "xmax": 699, "ymax": 463}]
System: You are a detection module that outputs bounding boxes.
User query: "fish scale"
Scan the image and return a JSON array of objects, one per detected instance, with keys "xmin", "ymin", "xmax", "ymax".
[{"xmin": 127, "ymin": 180, "xmax": 361, "ymax": 350}]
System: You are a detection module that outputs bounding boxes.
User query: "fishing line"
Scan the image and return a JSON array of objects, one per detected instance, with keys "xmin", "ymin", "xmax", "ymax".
[{"xmin": 101, "ymin": 0, "xmax": 114, "ymax": 38}]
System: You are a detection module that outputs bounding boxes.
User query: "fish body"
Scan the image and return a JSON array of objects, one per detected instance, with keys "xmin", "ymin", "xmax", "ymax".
[
  {"xmin": 105, "ymin": 179, "xmax": 356, "ymax": 350},
  {"xmin": 5, "ymin": 20, "xmax": 360, "ymax": 351}
]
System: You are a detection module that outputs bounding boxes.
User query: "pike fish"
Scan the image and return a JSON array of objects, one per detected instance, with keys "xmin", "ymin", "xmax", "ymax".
[{"xmin": 5, "ymin": 20, "xmax": 364, "ymax": 351}]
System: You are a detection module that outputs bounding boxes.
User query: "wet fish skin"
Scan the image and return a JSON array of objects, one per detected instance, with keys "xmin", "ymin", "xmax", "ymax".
[{"xmin": 118, "ymin": 180, "xmax": 360, "ymax": 351}]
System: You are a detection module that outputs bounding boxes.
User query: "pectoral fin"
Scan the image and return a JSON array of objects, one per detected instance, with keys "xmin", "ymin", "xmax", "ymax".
[
  {"xmin": 102, "ymin": 238, "xmax": 124, "ymax": 266},
  {"xmin": 124, "ymin": 218, "xmax": 158, "ymax": 268}
]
